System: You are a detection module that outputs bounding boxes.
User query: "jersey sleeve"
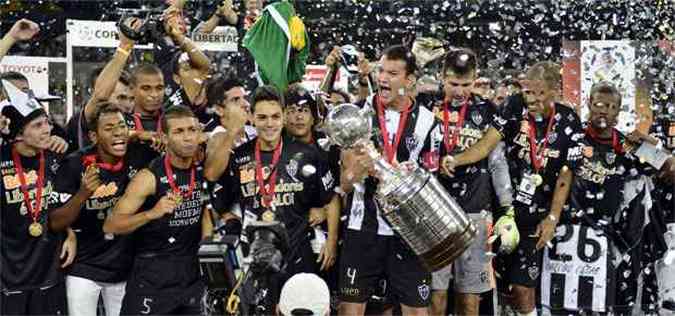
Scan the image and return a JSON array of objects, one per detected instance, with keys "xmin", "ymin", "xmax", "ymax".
[
  {"xmin": 310, "ymin": 149, "xmax": 336, "ymax": 208},
  {"xmin": 561, "ymin": 109, "xmax": 586, "ymax": 172},
  {"xmin": 50, "ymin": 154, "xmax": 83, "ymax": 209},
  {"xmin": 210, "ymin": 157, "xmax": 241, "ymax": 215},
  {"xmin": 491, "ymin": 94, "xmax": 524, "ymax": 141}
]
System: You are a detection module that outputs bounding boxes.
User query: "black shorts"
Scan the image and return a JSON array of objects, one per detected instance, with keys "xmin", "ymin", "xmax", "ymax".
[
  {"xmin": 1, "ymin": 282, "xmax": 67, "ymax": 315},
  {"xmin": 495, "ymin": 234, "xmax": 543, "ymax": 288},
  {"xmin": 121, "ymin": 255, "xmax": 206, "ymax": 315},
  {"xmin": 338, "ymin": 229, "xmax": 431, "ymax": 307}
]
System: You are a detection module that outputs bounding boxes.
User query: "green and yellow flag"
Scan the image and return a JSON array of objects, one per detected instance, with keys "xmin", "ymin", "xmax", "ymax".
[{"xmin": 243, "ymin": 1, "xmax": 310, "ymax": 92}]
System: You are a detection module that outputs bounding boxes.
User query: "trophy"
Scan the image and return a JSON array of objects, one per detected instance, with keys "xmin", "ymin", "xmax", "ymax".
[{"xmin": 322, "ymin": 104, "xmax": 476, "ymax": 271}]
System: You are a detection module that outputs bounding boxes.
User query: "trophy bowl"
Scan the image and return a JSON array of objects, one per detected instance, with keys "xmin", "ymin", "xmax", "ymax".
[{"xmin": 322, "ymin": 103, "xmax": 372, "ymax": 148}]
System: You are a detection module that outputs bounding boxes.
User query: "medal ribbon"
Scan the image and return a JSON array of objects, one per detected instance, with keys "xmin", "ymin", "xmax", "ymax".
[
  {"xmin": 442, "ymin": 98, "xmax": 469, "ymax": 154},
  {"xmin": 82, "ymin": 154, "xmax": 125, "ymax": 172},
  {"xmin": 527, "ymin": 106, "xmax": 556, "ymax": 174},
  {"xmin": 163, "ymin": 154, "xmax": 196, "ymax": 199},
  {"xmin": 11, "ymin": 146, "xmax": 45, "ymax": 224},
  {"xmin": 584, "ymin": 126, "xmax": 623, "ymax": 154},
  {"xmin": 255, "ymin": 139, "xmax": 283, "ymax": 208},
  {"xmin": 376, "ymin": 96, "xmax": 411, "ymax": 163}
]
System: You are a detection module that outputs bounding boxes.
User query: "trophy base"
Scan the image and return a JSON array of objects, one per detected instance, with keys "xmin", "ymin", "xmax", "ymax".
[{"xmin": 420, "ymin": 222, "xmax": 477, "ymax": 272}]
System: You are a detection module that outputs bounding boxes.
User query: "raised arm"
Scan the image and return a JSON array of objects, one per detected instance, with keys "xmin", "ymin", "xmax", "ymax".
[
  {"xmin": 83, "ymin": 20, "xmax": 139, "ymax": 123},
  {"xmin": 164, "ymin": 8, "xmax": 211, "ymax": 74},
  {"xmin": 0, "ymin": 19, "xmax": 39, "ymax": 63},
  {"xmin": 204, "ymin": 104, "xmax": 248, "ymax": 181},
  {"xmin": 195, "ymin": 0, "xmax": 238, "ymax": 33}
]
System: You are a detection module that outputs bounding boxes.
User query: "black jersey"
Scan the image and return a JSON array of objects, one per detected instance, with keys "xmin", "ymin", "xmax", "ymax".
[
  {"xmin": 343, "ymin": 95, "xmax": 438, "ymax": 236},
  {"xmin": 51, "ymin": 146, "xmax": 143, "ymax": 283},
  {"xmin": 165, "ymin": 86, "xmax": 211, "ymax": 125},
  {"xmin": 0, "ymin": 143, "xmax": 62, "ymax": 291},
  {"xmin": 124, "ymin": 112, "xmax": 162, "ymax": 166},
  {"xmin": 289, "ymin": 131, "xmax": 341, "ymax": 187},
  {"xmin": 133, "ymin": 155, "xmax": 209, "ymax": 258},
  {"xmin": 64, "ymin": 108, "xmax": 92, "ymax": 152},
  {"xmin": 567, "ymin": 128, "xmax": 653, "ymax": 222},
  {"xmin": 492, "ymin": 95, "xmax": 585, "ymax": 231},
  {"xmin": 432, "ymin": 94, "xmax": 499, "ymax": 213},
  {"xmin": 217, "ymin": 135, "xmax": 335, "ymax": 251}
]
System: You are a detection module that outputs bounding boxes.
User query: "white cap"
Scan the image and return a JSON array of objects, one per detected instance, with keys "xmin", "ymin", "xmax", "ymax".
[{"xmin": 278, "ymin": 273, "xmax": 330, "ymax": 316}]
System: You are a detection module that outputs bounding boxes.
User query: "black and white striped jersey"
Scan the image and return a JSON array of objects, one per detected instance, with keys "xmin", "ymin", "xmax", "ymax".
[{"xmin": 343, "ymin": 94, "xmax": 439, "ymax": 236}]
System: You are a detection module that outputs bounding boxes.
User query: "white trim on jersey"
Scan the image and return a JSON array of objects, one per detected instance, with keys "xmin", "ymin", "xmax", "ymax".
[
  {"xmin": 346, "ymin": 95, "xmax": 436, "ymax": 236},
  {"xmin": 208, "ymin": 125, "xmax": 258, "ymax": 148},
  {"xmin": 347, "ymin": 183, "xmax": 367, "ymax": 232}
]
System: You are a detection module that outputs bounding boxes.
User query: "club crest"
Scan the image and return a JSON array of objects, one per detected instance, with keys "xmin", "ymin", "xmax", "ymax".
[
  {"xmin": 528, "ymin": 266, "xmax": 540, "ymax": 280},
  {"xmin": 471, "ymin": 111, "xmax": 483, "ymax": 126},
  {"xmin": 418, "ymin": 284, "xmax": 430, "ymax": 300},
  {"xmin": 286, "ymin": 159, "xmax": 299, "ymax": 181}
]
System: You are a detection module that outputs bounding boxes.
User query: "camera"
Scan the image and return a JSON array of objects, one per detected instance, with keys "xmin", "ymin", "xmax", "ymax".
[
  {"xmin": 117, "ymin": 13, "xmax": 165, "ymax": 45},
  {"xmin": 244, "ymin": 221, "xmax": 289, "ymax": 275}
]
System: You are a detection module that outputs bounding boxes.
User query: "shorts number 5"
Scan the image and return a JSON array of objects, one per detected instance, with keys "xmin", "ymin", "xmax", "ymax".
[{"xmin": 141, "ymin": 297, "xmax": 153, "ymax": 315}]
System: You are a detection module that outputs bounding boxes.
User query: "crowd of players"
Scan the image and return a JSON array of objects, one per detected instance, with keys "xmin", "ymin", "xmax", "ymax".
[{"xmin": 1, "ymin": 2, "xmax": 675, "ymax": 316}]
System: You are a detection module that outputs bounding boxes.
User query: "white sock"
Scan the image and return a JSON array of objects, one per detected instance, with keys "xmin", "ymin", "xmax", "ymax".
[{"xmin": 516, "ymin": 310, "xmax": 536, "ymax": 316}]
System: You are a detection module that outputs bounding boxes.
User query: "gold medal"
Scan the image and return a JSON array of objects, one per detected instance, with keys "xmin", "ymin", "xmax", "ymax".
[
  {"xmin": 262, "ymin": 209, "xmax": 275, "ymax": 222},
  {"xmin": 29, "ymin": 222, "xmax": 43, "ymax": 237},
  {"xmin": 532, "ymin": 174, "xmax": 543, "ymax": 187},
  {"xmin": 174, "ymin": 195, "xmax": 183, "ymax": 205}
]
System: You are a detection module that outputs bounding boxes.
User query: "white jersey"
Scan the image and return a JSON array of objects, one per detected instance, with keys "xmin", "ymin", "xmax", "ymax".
[{"xmin": 541, "ymin": 224, "xmax": 613, "ymax": 313}]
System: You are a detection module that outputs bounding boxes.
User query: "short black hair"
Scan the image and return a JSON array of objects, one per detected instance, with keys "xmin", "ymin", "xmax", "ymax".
[
  {"xmin": 251, "ymin": 85, "xmax": 283, "ymax": 113},
  {"xmin": 118, "ymin": 70, "xmax": 131, "ymax": 87},
  {"xmin": 0, "ymin": 71, "xmax": 28, "ymax": 82},
  {"xmin": 285, "ymin": 84, "xmax": 318, "ymax": 120},
  {"xmin": 589, "ymin": 81, "xmax": 622, "ymax": 107},
  {"xmin": 330, "ymin": 89, "xmax": 351, "ymax": 104},
  {"xmin": 161, "ymin": 105, "xmax": 196, "ymax": 134},
  {"xmin": 500, "ymin": 77, "xmax": 522, "ymax": 90},
  {"xmin": 442, "ymin": 48, "xmax": 477, "ymax": 78},
  {"xmin": 90, "ymin": 101, "xmax": 124, "ymax": 132},
  {"xmin": 207, "ymin": 76, "xmax": 245, "ymax": 107},
  {"xmin": 382, "ymin": 45, "xmax": 418, "ymax": 76},
  {"xmin": 130, "ymin": 63, "xmax": 163, "ymax": 86}
]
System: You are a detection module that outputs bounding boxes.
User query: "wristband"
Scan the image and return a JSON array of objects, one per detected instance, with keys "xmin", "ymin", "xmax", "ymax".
[{"xmin": 116, "ymin": 47, "xmax": 130, "ymax": 57}]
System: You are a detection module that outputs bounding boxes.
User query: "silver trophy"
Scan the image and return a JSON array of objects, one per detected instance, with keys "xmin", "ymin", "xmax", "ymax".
[{"xmin": 323, "ymin": 104, "xmax": 476, "ymax": 271}]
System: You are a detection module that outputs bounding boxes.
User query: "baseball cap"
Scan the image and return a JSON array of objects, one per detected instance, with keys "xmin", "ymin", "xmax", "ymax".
[{"xmin": 278, "ymin": 273, "xmax": 330, "ymax": 316}]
